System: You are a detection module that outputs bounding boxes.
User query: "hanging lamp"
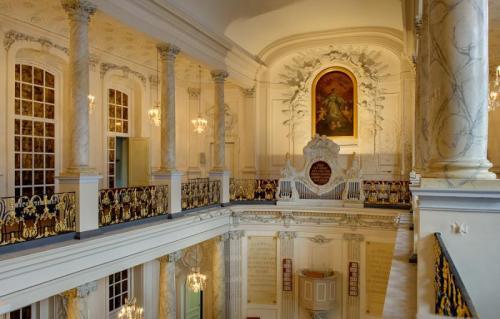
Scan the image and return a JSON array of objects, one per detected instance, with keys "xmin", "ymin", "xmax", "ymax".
[
  {"xmin": 118, "ymin": 297, "xmax": 144, "ymax": 319},
  {"xmin": 186, "ymin": 246, "xmax": 207, "ymax": 292},
  {"xmin": 148, "ymin": 49, "xmax": 161, "ymax": 126},
  {"xmin": 191, "ymin": 65, "xmax": 208, "ymax": 134}
]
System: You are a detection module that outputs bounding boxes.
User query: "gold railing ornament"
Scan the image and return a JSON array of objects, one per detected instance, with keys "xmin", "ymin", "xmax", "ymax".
[
  {"xmin": 0, "ymin": 193, "xmax": 76, "ymax": 246},
  {"xmin": 181, "ymin": 178, "xmax": 221, "ymax": 210},
  {"xmin": 364, "ymin": 180, "xmax": 411, "ymax": 207},
  {"xmin": 98, "ymin": 185, "xmax": 169, "ymax": 227},
  {"xmin": 229, "ymin": 179, "xmax": 278, "ymax": 201},
  {"xmin": 434, "ymin": 233, "xmax": 479, "ymax": 318}
]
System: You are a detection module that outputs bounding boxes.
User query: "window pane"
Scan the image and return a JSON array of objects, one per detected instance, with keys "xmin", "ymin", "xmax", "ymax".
[
  {"xmin": 22, "ymin": 100, "xmax": 32, "ymax": 116},
  {"xmin": 34, "ymin": 67, "xmax": 44, "ymax": 85},
  {"xmin": 45, "ymin": 155, "xmax": 55, "ymax": 169},
  {"xmin": 21, "ymin": 65, "xmax": 32, "ymax": 83},
  {"xmin": 34, "ymin": 86, "xmax": 44, "ymax": 102},
  {"xmin": 22, "ymin": 84, "xmax": 32, "ymax": 99},
  {"xmin": 45, "ymin": 71, "xmax": 54, "ymax": 88}
]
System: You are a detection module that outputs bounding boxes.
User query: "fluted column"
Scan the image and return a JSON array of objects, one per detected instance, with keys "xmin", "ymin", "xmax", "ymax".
[
  {"xmin": 422, "ymin": 0, "xmax": 494, "ymax": 179},
  {"xmin": 228, "ymin": 231, "xmax": 244, "ymax": 319},
  {"xmin": 159, "ymin": 251, "xmax": 182, "ymax": 319},
  {"xmin": 213, "ymin": 233, "xmax": 228, "ymax": 319},
  {"xmin": 58, "ymin": 0, "xmax": 100, "ymax": 234},
  {"xmin": 59, "ymin": 281, "xmax": 97, "ymax": 319},
  {"xmin": 209, "ymin": 70, "xmax": 230, "ymax": 203},
  {"xmin": 61, "ymin": 0, "xmax": 96, "ymax": 172},
  {"xmin": 344, "ymin": 233, "xmax": 364, "ymax": 319},
  {"xmin": 278, "ymin": 231, "xmax": 297, "ymax": 319},
  {"xmin": 157, "ymin": 44, "xmax": 180, "ymax": 172}
]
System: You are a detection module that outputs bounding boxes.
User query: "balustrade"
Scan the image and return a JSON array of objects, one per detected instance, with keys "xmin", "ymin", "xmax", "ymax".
[
  {"xmin": 98, "ymin": 185, "xmax": 169, "ymax": 226},
  {"xmin": 181, "ymin": 178, "xmax": 221, "ymax": 210},
  {"xmin": 0, "ymin": 193, "xmax": 76, "ymax": 246},
  {"xmin": 434, "ymin": 233, "xmax": 478, "ymax": 318},
  {"xmin": 230, "ymin": 179, "xmax": 278, "ymax": 201},
  {"xmin": 363, "ymin": 180, "xmax": 411, "ymax": 207}
]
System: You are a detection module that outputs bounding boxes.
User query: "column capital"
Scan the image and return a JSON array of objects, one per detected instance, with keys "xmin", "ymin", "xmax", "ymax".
[
  {"xmin": 157, "ymin": 43, "xmax": 180, "ymax": 60},
  {"xmin": 61, "ymin": 0, "xmax": 96, "ymax": 22},
  {"xmin": 187, "ymin": 87, "xmax": 201, "ymax": 99},
  {"xmin": 76, "ymin": 280, "xmax": 98, "ymax": 298},
  {"xmin": 242, "ymin": 86, "xmax": 255, "ymax": 98},
  {"xmin": 278, "ymin": 231, "xmax": 297, "ymax": 240},
  {"xmin": 343, "ymin": 233, "xmax": 364, "ymax": 241},
  {"xmin": 159, "ymin": 250, "xmax": 183, "ymax": 263},
  {"xmin": 228, "ymin": 230, "xmax": 245, "ymax": 240},
  {"xmin": 211, "ymin": 70, "xmax": 229, "ymax": 82}
]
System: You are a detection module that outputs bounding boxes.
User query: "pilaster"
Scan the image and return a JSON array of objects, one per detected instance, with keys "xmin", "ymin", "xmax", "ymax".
[
  {"xmin": 59, "ymin": 281, "xmax": 98, "ymax": 319},
  {"xmin": 343, "ymin": 233, "xmax": 364, "ymax": 319},
  {"xmin": 228, "ymin": 230, "xmax": 245, "ymax": 319},
  {"xmin": 158, "ymin": 251, "xmax": 182, "ymax": 319},
  {"xmin": 278, "ymin": 231, "xmax": 297, "ymax": 319}
]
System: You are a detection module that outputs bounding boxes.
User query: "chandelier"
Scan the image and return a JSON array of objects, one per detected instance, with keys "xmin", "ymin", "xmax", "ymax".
[
  {"xmin": 148, "ymin": 49, "xmax": 161, "ymax": 127},
  {"xmin": 187, "ymin": 267, "xmax": 207, "ymax": 293},
  {"xmin": 88, "ymin": 94, "xmax": 96, "ymax": 114},
  {"xmin": 186, "ymin": 246, "xmax": 206, "ymax": 292},
  {"xmin": 489, "ymin": 66, "xmax": 500, "ymax": 112},
  {"xmin": 191, "ymin": 65, "xmax": 208, "ymax": 134},
  {"xmin": 118, "ymin": 297, "xmax": 144, "ymax": 319}
]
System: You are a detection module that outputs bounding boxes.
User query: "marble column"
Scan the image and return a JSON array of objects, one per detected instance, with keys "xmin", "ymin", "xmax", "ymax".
[
  {"xmin": 278, "ymin": 231, "xmax": 297, "ymax": 319},
  {"xmin": 58, "ymin": 281, "xmax": 97, "ymax": 319},
  {"xmin": 422, "ymin": 0, "xmax": 495, "ymax": 179},
  {"xmin": 213, "ymin": 233, "xmax": 228, "ymax": 319},
  {"xmin": 187, "ymin": 88, "xmax": 202, "ymax": 177},
  {"xmin": 241, "ymin": 87, "xmax": 257, "ymax": 176},
  {"xmin": 158, "ymin": 251, "xmax": 182, "ymax": 319},
  {"xmin": 58, "ymin": 0, "xmax": 100, "ymax": 234},
  {"xmin": 343, "ymin": 233, "xmax": 364, "ymax": 319},
  {"xmin": 153, "ymin": 44, "xmax": 183, "ymax": 213},
  {"xmin": 228, "ymin": 230, "xmax": 245, "ymax": 319},
  {"xmin": 209, "ymin": 70, "xmax": 230, "ymax": 203}
]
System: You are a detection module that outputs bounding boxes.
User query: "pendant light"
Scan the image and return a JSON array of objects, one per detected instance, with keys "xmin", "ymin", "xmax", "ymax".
[
  {"xmin": 191, "ymin": 65, "xmax": 208, "ymax": 134},
  {"xmin": 148, "ymin": 49, "xmax": 161, "ymax": 126},
  {"xmin": 186, "ymin": 245, "xmax": 207, "ymax": 292}
]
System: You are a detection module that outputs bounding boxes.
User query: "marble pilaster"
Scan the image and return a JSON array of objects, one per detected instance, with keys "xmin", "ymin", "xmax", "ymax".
[
  {"xmin": 187, "ymin": 88, "xmax": 202, "ymax": 177},
  {"xmin": 158, "ymin": 251, "xmax": 182, "ymax": 319},
  {"xmin": 422, "ymin": 0, "xmax": 494, "ymax": 179},
  {"xmin": 241, "ymin": 87, "xmax": 257, "ymax": 176},
  {"xmin": 228, "ymin": 231, "xmax": 245, "ymax": 319},
  {"xmin": 58, "ymin": 0, "xmax": 100, "ymax": 234},
  {"xmin": 278, "ymin": 231, "xmax": 297, "ymax": 319},
  {"xmin": 60, "ymin": 0, "xmax": 96, "ymax": 172},
  {"xmin": 213, "ymin": 233, "xmax": 228, "ymax": 319},
  {"xmin": 58, "ymin": 281, "xmax": 97, "ymax": 319},
  {"xmin": 343, "ymin": 233, "xmax": 364, "ymax": 319}
]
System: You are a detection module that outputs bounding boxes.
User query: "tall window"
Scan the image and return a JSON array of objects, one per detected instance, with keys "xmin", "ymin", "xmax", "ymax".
[
  {"xmin": 8, "ymin": 305, "xmax": 32, "ymax": 319},
  {"xmin": 107, "ymin": 89, "xmax": 129, "ymax": 188},
  {"xmin": 108, "ymin": 269, "xmax": 129, "ymax": 313},
  {"xmin": 14, "ymin": 64, "xmax": 56, "ymax": 197}
]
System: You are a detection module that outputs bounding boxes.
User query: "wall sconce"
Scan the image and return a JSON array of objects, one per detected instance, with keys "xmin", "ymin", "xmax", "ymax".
[{"xmin": 88, "ymin": 94, "xmax": 96, "ymax": 114}]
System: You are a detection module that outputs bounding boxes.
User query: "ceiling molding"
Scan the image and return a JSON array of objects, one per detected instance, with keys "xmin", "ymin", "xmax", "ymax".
[{"xmin": 258, "ymin": 27, "xmax": 404, "ymax": 66}]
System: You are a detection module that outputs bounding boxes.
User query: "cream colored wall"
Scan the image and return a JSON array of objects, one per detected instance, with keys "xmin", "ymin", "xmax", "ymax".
[
  {"xmin": 488, "ymin": 109, "xmax": 500, "ymax": 176},
  {"xmin": 257, "ymin": 43, "xmax": 412, "ymax": 180}
]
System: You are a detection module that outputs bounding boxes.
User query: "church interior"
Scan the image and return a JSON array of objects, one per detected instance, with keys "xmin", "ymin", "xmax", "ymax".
[{"xmin": 0, "ymin": 0, "xmax": 499, "ymax": 318}]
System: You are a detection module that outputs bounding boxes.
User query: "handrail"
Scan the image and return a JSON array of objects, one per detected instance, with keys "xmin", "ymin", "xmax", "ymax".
[
  {"xmin": 434, "ymin": 233, "xmax": 479, "ymax": 318},
  {"xmin": 0, "ymin": 193, "xmax": 76, "ymax": 246},
  {"xmin": 98, "ymin": 185, "xmax": 169, "ymax": 226}
]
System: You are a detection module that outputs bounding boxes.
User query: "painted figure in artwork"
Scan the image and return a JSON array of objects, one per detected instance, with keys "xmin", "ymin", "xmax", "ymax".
[{"xmin": 312, "ymin": 68, "xmax": 357, "ymax": 138}]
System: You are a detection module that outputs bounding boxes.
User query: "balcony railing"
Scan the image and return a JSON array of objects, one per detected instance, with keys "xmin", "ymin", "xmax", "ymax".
[
  {"xmin": 98, "ymin": 185, "xmax": 169, "ymax": 227},
  {"xmin": 434, "ymin": 233, "xmax": 478, "ymax": 318},
  {"xmin": 230, "ymin": 179, "xmax": 278, "ymax": 202},
  {"xmin": 0, "ymin": 193, "xmax": 76, "ymax": 246},
  {"xmin": 363, "ymin": 180, "xmax": 411, "ymax": 208},
  {"xmin": 181, "ymin": 178, "xmax": 221, "ymax": 210}
]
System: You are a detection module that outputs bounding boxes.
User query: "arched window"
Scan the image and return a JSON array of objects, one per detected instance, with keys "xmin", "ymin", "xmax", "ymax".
[
  {"xmin": 14, "ymin": 64, "xmax": 56, "ymax": 197},
  {"xmin": 107, "ymin": 88, "xmax": 129, "ymax": 188}
]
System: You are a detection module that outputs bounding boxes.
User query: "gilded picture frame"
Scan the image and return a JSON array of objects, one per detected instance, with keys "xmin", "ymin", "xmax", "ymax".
[{"xmin": 312, "ymin": 66, "xmax": 358, "ymax": 141}]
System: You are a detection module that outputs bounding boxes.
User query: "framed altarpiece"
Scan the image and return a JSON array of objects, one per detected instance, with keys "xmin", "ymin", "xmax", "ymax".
[{"xmin": 312, "ymin": 66, "xmax": 358, "ymax": 143}]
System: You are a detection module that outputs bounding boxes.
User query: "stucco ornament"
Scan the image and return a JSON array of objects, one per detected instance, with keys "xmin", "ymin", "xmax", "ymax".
[{"xmin": 279, "ymin": 46, "xmax": 387, "ymax": 144}]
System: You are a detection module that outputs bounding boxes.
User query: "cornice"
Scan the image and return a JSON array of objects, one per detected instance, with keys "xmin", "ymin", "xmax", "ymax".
[
  {"xmin": 258, "ymin": 27, "xmax": 404, "ymax": 66},
  {"xmin": 3, "ymin": 30, "xmax": 68, "ymax": 53}
]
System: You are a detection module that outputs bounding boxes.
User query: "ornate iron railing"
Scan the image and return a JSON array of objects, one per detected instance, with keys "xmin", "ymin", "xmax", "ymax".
[
  {"xmin": 98, "ymin": 185, "xmax": 169, "ymax": 226},
  {"xmin": 434, "ymin": 233, "xmax": 478, "ymax": 318},
  {"xmin": 181, "ymin": 178, "xmax": 221, "ymax": 210},
  {"xmin": 230, "ymin": 179, "xmax": 278, "ymax": 201},
  {"xmin": 363, "ymin": 180, "xmax": 411, "ymax": 206},
  {"xmin": 0, "ymin": 193, "xmax": 76, "ymax": 246}
]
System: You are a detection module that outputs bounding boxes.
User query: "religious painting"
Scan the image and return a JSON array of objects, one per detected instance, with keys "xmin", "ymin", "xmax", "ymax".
[{"xmin": 312, "ymin": 67, "xmax": 357, "ymax": 139}]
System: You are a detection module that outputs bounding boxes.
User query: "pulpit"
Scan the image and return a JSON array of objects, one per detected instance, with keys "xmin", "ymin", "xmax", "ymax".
[{"xmin": 299, "ymin": 270, "xmax": 337, "ymax": 319}]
